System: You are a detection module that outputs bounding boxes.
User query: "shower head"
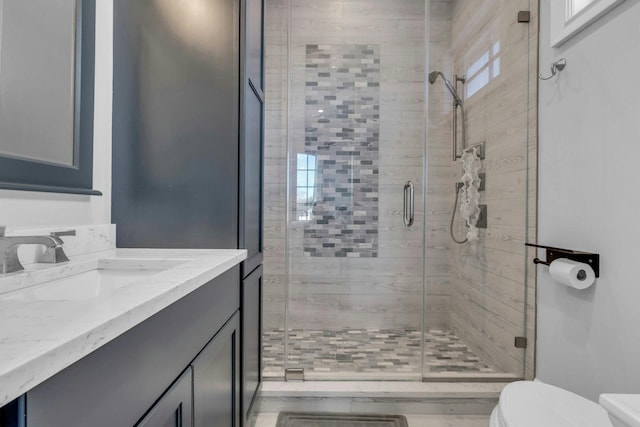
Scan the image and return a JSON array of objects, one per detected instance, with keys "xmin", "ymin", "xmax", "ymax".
[
  {"xmin": 428, "ymin": 70, "xmax": 463, "ymax": 106},
  {"xmin": 428, "ymin": 71, "xmax": 441, "ymax": 84}
]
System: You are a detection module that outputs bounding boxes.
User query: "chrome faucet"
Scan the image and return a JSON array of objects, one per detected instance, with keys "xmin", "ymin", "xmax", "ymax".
[{"xmin": 0, "ymin": 226, "xmax": 72, "ymax": 274}]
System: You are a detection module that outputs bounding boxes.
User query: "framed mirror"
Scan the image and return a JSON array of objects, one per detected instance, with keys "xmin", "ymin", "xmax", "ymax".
[{"xmin": 0, "ymin": 0, "xmax": 100, "ymax": 195}]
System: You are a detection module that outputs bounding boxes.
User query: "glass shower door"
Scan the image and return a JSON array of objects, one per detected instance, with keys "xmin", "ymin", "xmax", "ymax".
[
  {"xmin": 283, "ymin": 0, "xmax": 427, "ymax": 380},
  {"xmin": 422, "ymin": 0, "xmax": 535, "ymax": 380}
]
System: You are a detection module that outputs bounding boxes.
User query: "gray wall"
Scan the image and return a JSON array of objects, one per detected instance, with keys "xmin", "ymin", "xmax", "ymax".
[
  {"xmin": 537, "ymin": 0, "xmax": 640, "ymax": 401},
  {"xmin": 111, "ymin": 0, "xmax": 239, "ymax": 249}
]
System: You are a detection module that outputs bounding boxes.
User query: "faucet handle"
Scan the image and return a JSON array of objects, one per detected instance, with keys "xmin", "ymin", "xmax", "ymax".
[
  {"xmin": 51, "ymin": 230, "xmax": 76, "ymax": 238},
  {"xmin": 40, "ymin": 246, "xmax": 70, "ymax": 264},
  {"xmin": 42, "ymin": 230, "xmax": 73, "ymax": 263}
]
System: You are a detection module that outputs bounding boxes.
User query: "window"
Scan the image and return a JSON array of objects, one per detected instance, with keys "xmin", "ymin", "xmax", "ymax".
[
  {"xmin": 567, "ymin": 0, "xmax": 595, "ymax": 18},
  {"xmin": 465, "ymin": 41, "xmax": 501, "ymax": 99},
  {"xmin": 296, "ymin": 153, "xmax": 316, "ymax": 221},
  {"xmin": 551, "ymin": 0, "xmax": 626, "ymax": 47}
]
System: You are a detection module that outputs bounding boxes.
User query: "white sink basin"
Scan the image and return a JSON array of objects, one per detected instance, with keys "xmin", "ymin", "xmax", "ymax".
[
  {"xmin": 0, "ymin": 258, "xmax": 188, "ymax": 300},
  {"xmin": 1, "ymin": 269, "xmax": 162, "ymax": 301}
]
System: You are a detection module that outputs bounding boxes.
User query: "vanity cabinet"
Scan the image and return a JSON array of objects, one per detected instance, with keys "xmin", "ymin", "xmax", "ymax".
[{"xmin": 25, "ymin": 267, "xmax": 240, "ymax": 427}]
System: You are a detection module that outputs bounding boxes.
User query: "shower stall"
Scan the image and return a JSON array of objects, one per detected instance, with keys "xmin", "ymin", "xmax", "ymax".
[{"xmin": 263, "ymin": 0, "xmax": 538, "ymax": 381}]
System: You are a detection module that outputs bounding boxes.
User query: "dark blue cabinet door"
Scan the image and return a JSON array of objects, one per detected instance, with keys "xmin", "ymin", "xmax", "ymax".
[
  {"xmin": 136, "ymin": 368, "xmax": 193, "ymax": 427},
  {"xmin": 0, "ymin": 396, "xmax": 25, "ymax": 427},
  {"xmin": 192, "ymin": 312, "xmax": 241, "ymax": 427},
  {"xmin": 242, "ymin": 265, "xmax": 262, "ymax": 421},
  {"xmin": 240, "ymin": 82, "xmax": 264, "ymax": 274}
]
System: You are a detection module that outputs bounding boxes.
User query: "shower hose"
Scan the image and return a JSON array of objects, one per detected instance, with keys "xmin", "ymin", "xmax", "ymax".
[
  {"xmin": 450, "ymin": 102, "xmax": 468, "ymax": 245},
  {"xmin": 450, "ymin": 182, "xmax": 468, "ymax": 244}
]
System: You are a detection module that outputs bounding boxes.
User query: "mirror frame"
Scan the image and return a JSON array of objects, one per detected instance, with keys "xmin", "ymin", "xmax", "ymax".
[{"xmin": 0, "ymin": 0, "xmax": 101, "ymax": 195}]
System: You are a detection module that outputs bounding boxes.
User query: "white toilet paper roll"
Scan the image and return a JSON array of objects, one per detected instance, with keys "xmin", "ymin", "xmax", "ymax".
[{"xmin": 548, "ymin": 258, "xmax": 596, "ymax": 289}]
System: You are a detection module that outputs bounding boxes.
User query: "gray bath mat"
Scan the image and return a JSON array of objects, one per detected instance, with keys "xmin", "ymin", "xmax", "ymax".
[{"xmin": 276, "ymin": 412, "xmax": 408, "ymax": 427}]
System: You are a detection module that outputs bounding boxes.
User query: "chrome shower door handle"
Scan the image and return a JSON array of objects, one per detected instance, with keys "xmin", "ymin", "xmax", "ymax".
[{"xmin": 403, "ymin": 181, "xmax": 415, "ymax": 227}]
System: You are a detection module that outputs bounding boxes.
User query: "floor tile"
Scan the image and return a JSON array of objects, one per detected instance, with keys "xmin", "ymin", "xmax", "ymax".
[{"xmin": 263, "ymin": 328, "xmax": 495, "ymax": 376}]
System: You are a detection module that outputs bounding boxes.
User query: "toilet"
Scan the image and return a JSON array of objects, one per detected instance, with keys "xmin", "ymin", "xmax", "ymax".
[{"xmin": 490, "ymin": 381, "xmax": 640, "ymax": 427}]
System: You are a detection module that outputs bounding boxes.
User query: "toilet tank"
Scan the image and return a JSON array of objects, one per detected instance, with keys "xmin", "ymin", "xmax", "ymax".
[{"xmin": 600, "ymin": 394, "xmax": 640, "ymax": 427}]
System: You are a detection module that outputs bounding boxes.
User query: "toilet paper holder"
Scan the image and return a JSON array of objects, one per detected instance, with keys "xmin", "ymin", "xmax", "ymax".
[{"xmin": 525, "ymin": 243, "xmax": 600, "ymax": 278}]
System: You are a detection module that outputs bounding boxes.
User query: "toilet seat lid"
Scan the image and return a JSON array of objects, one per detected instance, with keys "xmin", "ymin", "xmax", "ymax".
[{"xmin": 497, "ymin": 381, "xmax": 612, "ymax": 427}]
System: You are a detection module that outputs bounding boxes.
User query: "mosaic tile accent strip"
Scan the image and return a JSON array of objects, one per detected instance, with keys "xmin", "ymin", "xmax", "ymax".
[
  {"xmin": 303, "ymin": 44, "xmax": 380, "ymax": 258},
  {"xmin": 262, "ymin": 328, "xmax": 495, "ymax": 376}
]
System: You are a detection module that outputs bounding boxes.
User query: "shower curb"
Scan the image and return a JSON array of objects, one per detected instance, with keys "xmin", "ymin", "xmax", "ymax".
[{"xmin": 255, "ymin": 381, "xmax": 505, "ymax": 416}]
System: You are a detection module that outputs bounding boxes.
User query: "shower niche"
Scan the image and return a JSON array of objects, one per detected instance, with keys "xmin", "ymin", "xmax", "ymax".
[{"xmin": 262, "ymin": 0, "xmax": 538, "ymax": 382}]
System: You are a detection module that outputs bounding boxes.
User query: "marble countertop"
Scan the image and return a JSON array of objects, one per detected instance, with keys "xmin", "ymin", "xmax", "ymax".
[{"xmin": 0, "ymin": 248, "xmax": 247, "ymax": 407}]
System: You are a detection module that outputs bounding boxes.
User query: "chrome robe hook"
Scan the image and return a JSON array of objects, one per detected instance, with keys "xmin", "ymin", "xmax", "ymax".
[{"xmin": 539, "ymin": 58, "xmax": 567, "ymax": 80}]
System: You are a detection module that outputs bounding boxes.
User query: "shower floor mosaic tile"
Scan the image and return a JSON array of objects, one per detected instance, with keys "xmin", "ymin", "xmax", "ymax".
[{"xmin": 263, "ymin": 328, "xmax": 495, "ymax": 376}]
